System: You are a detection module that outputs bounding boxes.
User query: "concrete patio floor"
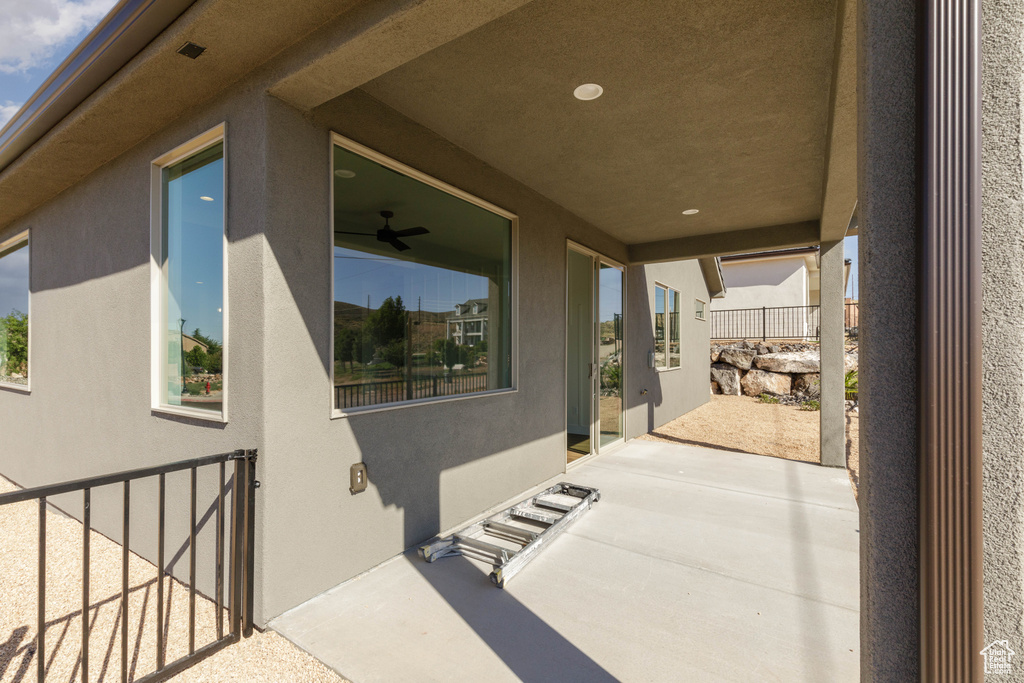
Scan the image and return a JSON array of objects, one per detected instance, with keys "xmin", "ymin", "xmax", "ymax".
[{"xmin": 270, "ymin": 441, "xmax": 860, "ymax": 682}]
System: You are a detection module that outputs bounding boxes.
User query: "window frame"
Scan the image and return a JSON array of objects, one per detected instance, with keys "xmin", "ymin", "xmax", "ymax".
[
  {"xmin": 0, "ymin": 229, "xmax": 30, "ymax": 393},
  {"xmin": 149, "ymin": 124, "xmax": 229, "ymax": 423},
  {"xmin": 654, "ymin": 282, "xmax": 682, "ymax": 372},
  {"xmin": 329, "ymin": 132, "xmax": 519, "ymax": 419},
  {"xmin": 695, "ymin": 298, "xmax": 707, "ymax": 321}
]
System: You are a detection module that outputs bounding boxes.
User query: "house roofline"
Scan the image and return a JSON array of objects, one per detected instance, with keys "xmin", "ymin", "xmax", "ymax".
[
  {"xmin": 718, "ymin": 246, "xmax": 820, "ymax": 263},
  {"xmin": 0, "ymin": 0, "xmax": 195, "ymax": 175}
]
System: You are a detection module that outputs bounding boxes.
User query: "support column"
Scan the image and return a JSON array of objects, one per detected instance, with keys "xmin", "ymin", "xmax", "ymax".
[{"xmin": 819, "ymin": 239, "xmax": 845, "ymax": 468}]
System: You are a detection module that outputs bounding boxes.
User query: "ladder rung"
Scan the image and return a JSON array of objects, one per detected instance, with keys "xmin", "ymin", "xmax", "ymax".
[
  {"xmin": 484, "ymin": 521, "xmax": 537, "ymax": 544},
  {"xmin": 455, "ymin": 535, "xmax": 511, "ymax": 563},
  {"xmin": 510, "ymin": 507, "xmax": 559, "ymax": 525},
  {"xmin": 535, "ymin": 497, "xmax": 575, "ymax": 513}
]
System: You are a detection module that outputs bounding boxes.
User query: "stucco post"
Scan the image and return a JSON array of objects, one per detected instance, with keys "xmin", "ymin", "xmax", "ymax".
[
  {"xmin": 859, "ymin": 0, "xmax": 920, "ymax": 678},
  {"xmin": 819, "ymin": 239, "xmax": 845, "ymax": 468}
]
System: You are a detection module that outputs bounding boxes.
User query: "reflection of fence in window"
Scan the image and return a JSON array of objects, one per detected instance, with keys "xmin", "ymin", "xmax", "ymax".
[
  {"xmin": 710, "ymin": 303, "xmax": 859, "ymax": 341},
  {"xmin": 335, "ymin": 373, "xmax": 489, "ymax": 410}
]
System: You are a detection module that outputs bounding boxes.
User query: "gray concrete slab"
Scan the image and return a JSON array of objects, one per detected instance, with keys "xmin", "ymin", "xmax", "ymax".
[{"xmin": 270, "ymin": 441, "xmax": 859, "ymax": 682}]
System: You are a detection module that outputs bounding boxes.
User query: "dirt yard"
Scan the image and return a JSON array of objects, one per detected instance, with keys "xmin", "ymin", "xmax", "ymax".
[
  {"xmin": 0, "ymin": 475, "xmax": 348, "ymax": 683},
  {"xmin": 640, "ymin": 395, "xmax": 860, "ymax": 499}
]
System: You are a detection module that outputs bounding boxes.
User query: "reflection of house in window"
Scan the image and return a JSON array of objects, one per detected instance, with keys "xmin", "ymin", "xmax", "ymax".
[{"xmin": 447, "ymin": 298, "xmax": 489, "ymax": 346}]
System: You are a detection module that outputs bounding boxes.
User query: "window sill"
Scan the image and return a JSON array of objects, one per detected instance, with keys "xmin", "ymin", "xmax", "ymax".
[
  {"xmin": 656, "ymin": 367, "xmax": 682, "ymax": 373},
  {"xmin": 0, "ymin": 382, "xmax": 30, "ymax": 394},
  {"xmin": 152, "ymin": 405, "xmax": 227, "ymax": 423},
  {"xmin": 332, "ymin": 387, "xmax": 516, "ymax": 419}
]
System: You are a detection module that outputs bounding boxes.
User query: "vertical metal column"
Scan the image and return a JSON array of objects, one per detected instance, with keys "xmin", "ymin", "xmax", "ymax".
[
  {"xmin": 920, "ymin": 0, "xmax": 984, "ymax": 678},
  {"xmin": 189, "ymin": 467, "xmax": 197, "ymax": 655},
  {"xmin": 37, "ymin": 497, "xmax": 45, "ymax": 683},
  {"xmin": 82, "ymin": 489, "xmax": 90, "ymax": 683},
  {"xmin": 121, "ymin": 482, "xmax": 129, "ymax": 683},
  {"xmin": 156, "ymin": 474, "xmax": 165, "ymax": 670}
]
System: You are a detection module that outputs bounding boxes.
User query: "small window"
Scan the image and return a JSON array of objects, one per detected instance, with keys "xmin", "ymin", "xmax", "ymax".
[
  {"xmin": 654, "ymin": 284, "xmax": 681, "ymax": 370},
  {"xmin": 0, "ymin": 231, "xmax": 29, "ymax": 389},
  {"xmin": 695, "ymin": 298, "xmax": 707, "ymax": 321},
  {"xmin": 332, "ymin": 136, "xmax": 515, "ymax": 413},
  {"xmin": 152, "ymin": 128, "xmax": 226, "ymax": 419}
]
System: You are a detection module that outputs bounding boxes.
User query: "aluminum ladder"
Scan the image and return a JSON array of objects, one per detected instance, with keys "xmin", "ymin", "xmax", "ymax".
[{"xmin": 418, "ymin": 482, "xmax": 600, "ymax": 588}]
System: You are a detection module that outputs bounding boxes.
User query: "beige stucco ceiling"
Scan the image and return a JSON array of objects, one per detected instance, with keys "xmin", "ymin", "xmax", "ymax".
[{"xmin": 360, "ymin": 0, "xmax": 843, "ymax": 248}]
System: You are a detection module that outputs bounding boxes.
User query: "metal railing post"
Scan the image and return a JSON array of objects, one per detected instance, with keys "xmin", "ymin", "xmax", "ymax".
[{"xmin": 37, "ymin": 497, "xmax": 45, "ymax": 683}]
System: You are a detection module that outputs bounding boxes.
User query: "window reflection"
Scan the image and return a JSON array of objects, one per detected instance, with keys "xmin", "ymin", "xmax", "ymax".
[
  {"xmin": 161, "ymin": 142, "xmax": 224, "ymax": 414},
  {"xmin": 654, "ymin": 286, "xmax": 666, "ymax": 368},
  {"xmin": 332, "ymin": 143, "xmax": 513, "ymax": 411},
  {"xmin": 0, "ymin": 237, "xmax": 29, "ymax": 386}
]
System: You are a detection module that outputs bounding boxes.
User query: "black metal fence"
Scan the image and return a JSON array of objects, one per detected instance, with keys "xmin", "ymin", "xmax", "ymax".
[
  {"xmin": 710, "ymin": 303, "xmax": 860, "ymax": 341},
  {"xmin": 0, "ymin": 449, "xmax": 258, "ymax": 683},
  {"xmin": 335, "ymin": 373, "xmax": 489, "ymax": 410}
]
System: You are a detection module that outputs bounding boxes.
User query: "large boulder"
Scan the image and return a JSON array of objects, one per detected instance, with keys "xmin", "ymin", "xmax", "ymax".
[
  {"xmin": 741, "ymin": 369, "xmax": 792, "ymax": 397},
  {"xmin": 753, "ymin": 351, "xmax": 820, "ymax": 374},
  {"xmin": 845, "ymin": 351, "xmax": 858, "ymax": 372},
  {"xmin": 719, "ymin": 347, "xmax": 757, "ymax": 370},
  {"xmin": 710, "ymin": 348, "xmax": 720, "ymax": 363},
  {"xmin": 793, "ymin": 373, "xmax": 821, "ymax": 397},
  {"xmin": 710, "ymin": 363, "xmax": 742, "ymax": 396}
]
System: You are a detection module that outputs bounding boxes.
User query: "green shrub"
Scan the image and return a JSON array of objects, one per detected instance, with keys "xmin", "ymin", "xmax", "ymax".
[
  {"xmin": 800, "ymin": 399, "xmax": 821, "ymax": 411},
  {"xmin": 758, "ymin": 393, "xmax": 780, "ymax": 404}
]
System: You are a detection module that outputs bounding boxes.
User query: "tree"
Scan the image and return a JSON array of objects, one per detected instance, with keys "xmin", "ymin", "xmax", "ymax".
[
  {"xmin": 185, "ymin": 345, "xmax": 209, "ymax": 371},
  {"xmin": 365, "ymin": 297, "xmax": 406, "ymax": 347},
  {"xmin": 191, "ymin": 328, "xmax": 222, "ymax": 354},
  {"xmin": 365, "ymin": 296, "xmax": 407, "ymax": 368},
  {"xmin": 335, "ymin": 328, "xmax": 355, "ymax": 369},
  {"xmin": 0, "ymin": 310, "xmax": 28, "ymax": 377},
  {"xmin": 433, "ymin": 338, "xmax": 460, "ymax": 371}
]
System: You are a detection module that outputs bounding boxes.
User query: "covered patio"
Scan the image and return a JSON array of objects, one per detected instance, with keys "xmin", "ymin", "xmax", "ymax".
[{"xmin": 271, "ymin": 441, "xmax": 859, "ymax": 682}]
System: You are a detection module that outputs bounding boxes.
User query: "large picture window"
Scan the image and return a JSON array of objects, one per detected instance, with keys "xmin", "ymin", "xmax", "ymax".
[
  {"xmin": 332, "ymin": 137, "xmax": 514, "ymax": 412},
  {"xmin": 654, "ymin": 284, "xmax": 680, "ymax": 370},
  {"xmin": 152, "ymin": 130, "xmax": 226, "ymax": 418},
  {"xmin": 0, "ymin": 231, "xmax": 29, "ymax": 388}
]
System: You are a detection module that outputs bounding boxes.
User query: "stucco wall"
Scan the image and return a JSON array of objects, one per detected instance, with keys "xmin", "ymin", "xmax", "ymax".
[
  {"xmin": 981, "ymin": 0, "xmax": 1024, "ymax": 659},
  {"xmin": 0, "ymin": 80, "xmax": 270, "ymax": 598},
  {"xmin": 710, "ymin": 257, "xmax": 808, "ymax": 311},
  {"xmin": 625, "ymin": 261, "xmax": 711, "ymax": 437}
]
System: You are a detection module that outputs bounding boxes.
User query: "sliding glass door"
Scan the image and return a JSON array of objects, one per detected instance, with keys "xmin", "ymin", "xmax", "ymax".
[{"xmin": 566, "ymin": 245, "xmax": 625, "ymax": 465}]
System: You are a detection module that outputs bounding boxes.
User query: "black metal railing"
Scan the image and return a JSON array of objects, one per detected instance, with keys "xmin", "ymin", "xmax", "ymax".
[
  {"xmin": 710, "ymin": 303, "xmax": 860, "ymax": 341},
  {"xmin": 335, "ymin": 373, "xmax": 489, "ymax": 410},
  {"xmin": 0, "ymin": 449, "xmax": 258, "ymax": 683}
]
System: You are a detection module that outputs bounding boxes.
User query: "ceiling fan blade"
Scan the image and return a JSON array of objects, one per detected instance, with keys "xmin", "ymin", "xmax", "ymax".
[
  {"xmin": 334, "ymin": 230, "xmax": 376, "ymax": 236},
  {"xmin": 392, "ymin": 226, "xmax": 429, "ymax": 237},
  {"xmin": 389, "ymin": 238, "xmax": 412, "ymax": 252}
]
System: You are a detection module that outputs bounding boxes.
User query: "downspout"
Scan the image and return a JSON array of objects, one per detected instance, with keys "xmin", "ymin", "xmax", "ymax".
[{"xmin": 919, "ymin": 0, "xmax": 984, "ymax": 678}]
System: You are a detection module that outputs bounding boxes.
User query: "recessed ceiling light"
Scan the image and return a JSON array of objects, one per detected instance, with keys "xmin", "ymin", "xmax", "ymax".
[
  {"xmin": 682, "ymin": 209, "xmax": 700, "ymax": 215},
  {"xmin": 334, "ymin": 169, "xmax": 356, "ymax": 178},
  {"xmin": 200, "ymin": 196, "xmax": 214, "ymax": 202},
  {"xmin": 573, "ymin": 83, "xmax": 604, "ymax": 101}
]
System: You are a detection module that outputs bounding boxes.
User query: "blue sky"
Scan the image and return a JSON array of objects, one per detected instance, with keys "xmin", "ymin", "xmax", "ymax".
[
  {"xmin": 0, "ymin": 0, "xmax": 118, "ymax": 130},
  {"xmin": 844, "ymin": 235, "xmax": 858, "ymax": 299}
]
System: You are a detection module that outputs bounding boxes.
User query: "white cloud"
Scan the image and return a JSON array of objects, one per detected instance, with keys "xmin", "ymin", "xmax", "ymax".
[
  {"xmin": 0, "ymin": 101, "xmax": 22, "ymax": 130},
  {"xmin": 0, "ymin": 0, "xmax": 118, "ymax": 74}
]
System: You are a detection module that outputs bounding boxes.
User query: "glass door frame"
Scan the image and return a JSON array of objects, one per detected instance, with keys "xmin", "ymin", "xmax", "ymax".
[{"xmin": 565, "ymin": 240, "xmax": 627, "ymax": 468}]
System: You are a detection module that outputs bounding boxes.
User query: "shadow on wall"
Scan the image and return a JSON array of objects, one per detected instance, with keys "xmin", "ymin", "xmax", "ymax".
[{"xmin": 626, "ymin": 265, "xmax": 664, "ymax": 434}]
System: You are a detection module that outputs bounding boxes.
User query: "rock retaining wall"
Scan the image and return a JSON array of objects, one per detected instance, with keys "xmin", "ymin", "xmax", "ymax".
[{"xmin": 711, "ymin": 341, "xmax": 858, "ymax": 403}]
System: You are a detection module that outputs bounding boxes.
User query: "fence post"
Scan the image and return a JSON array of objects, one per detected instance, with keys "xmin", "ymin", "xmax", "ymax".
[{"xmin": 762, "ymin": 307, "xmax": 767, "ymax": 341}]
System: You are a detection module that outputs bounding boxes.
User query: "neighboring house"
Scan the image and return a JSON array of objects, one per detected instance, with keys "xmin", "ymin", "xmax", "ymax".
[
  {"xmin": 181, "ymin": 334, "xmax": 209, "ymax": 354},
  {"xmin": 0, "ymin": 0, "xmax": 1015, "ymax": 679},
  {"xmin": 710, "ymin": 247, "xmax": 852, "ymax": 311},
  {"xmin": 446, "ymin": 298, "xmax": 488, "ymax": 347}
]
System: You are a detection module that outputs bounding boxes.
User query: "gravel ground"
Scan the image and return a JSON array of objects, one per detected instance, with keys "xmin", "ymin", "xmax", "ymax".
[
  {"xmin": 0, "ymin": 475, "xmax": 348, "ymax": 683},
  {"xmin": 640, "ymin": 395, "xmax": 861, "ymax": 498}
]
